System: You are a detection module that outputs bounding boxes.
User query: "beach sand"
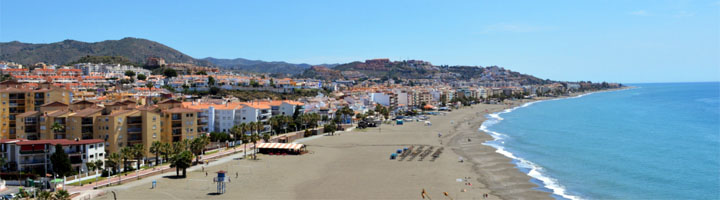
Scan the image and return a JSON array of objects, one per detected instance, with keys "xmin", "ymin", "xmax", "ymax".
[{"xmin": 93, "ymin": 102, "xmax": 552, "ymax": 200}]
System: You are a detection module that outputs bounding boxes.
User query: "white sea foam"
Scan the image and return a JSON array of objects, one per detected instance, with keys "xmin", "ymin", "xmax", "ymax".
[{"xmin": 478, "ymin": 95, "xmax": 600, "ymax": 200}]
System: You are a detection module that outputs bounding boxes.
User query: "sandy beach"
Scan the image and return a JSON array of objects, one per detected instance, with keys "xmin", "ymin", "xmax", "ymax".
[{"xmin": 93, "ymin": 101, "xmax": 555, "ymax": 200}]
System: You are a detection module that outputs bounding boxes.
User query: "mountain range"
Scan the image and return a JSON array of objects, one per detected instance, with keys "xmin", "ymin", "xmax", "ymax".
[
  {"xmin": 0, "ymin": 37, "xmax": 324, "ymax": 74},
  {"xmin": 0, "ymin": 37, "xmax": 551, "ymax": 84}
]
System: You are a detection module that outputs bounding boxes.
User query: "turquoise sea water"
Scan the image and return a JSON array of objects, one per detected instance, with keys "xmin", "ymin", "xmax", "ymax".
[{"xmin": 481, "ymin": 82, "xmax": 720, "ymax": 200}]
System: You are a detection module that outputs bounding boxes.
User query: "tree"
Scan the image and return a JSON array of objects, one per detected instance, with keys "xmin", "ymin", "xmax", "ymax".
[
  {"xmin": 324, "ymin": 122, "xmax": 337, "ymax": 136},
  {"xmin": 145, "ymin": 82, "xmax": 154, "ymax": 89},
  {"xmin": 210, "ymin": 86, "xmax": 221, "ymax": 95},
  {"xmin": 106, "ymin": 153, "xmax": 121, "ymax": 174},
  {"xmin": 132, "ymin": 144, "xmax": 145, "ymax": 171},
  {"xmin": 170, "ymin": 150, "xmax": 193, "ymax": 177},
  {"xmin": 163, "ymin": 68, "xmax": 178, "ymax": 78},
  {"xmin": 250, "ymin": 79, "xmax": 260, "ymax": 87},
  {"xmin": 86, "ymin": 162, "xmax": 96, "ymax": 172},
  {"xmin": 50, "ymin": 144, "xmax": 72, "ymax": 177},
  {"xmin": 137, "ymin": 74, "xmax": 147, "ymax": 80},
  {"xmin": 150, "ymin": 141, "xmax": 162, "ymax": 165},
  {"xmin": 124, "ymin": 70, "xmax": 136, "ymax": 77},
  {"xmin": 94, "ymin": 159, "xmax": 104, "ymax": 171},
  {"xmin": 248, "ymin": 122, "xmax": 262, "ymax": 160},
  {"xmin": 160, "ymin": 143, "xmax": 172, "ymax": 162},
  {"xmin": 54, "ymin": 189, "xmax": 71, "ymax": 200},
  {"xmin": 120, "ymin": 146, "xmax": 133, "ymax": 172},
  {"xmin": 262, "ymin": 132, "xmax": 271, "ymax": 143},
  {"xmin": 208, "ymin": 76, "xmax": 215, "ymax": 86},
  {"xmin": 37, "ymin": 190, "xmax": 51, "ymax": 200},
  {"xmin": 51, "ymin": 122, "xmax": 64, "ymax": 137},
  {"xmin": 190, "ymin": 136, "xmax": 209, "ymax": 164},
  {"xmin": 195, "ymin": 71, "xmax": 207, "ymax": 75}
]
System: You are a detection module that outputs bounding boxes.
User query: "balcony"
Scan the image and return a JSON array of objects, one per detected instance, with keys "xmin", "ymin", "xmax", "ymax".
[
  {"xmin": 171, "ymin": 121, "xmax": 182, "ymax": 128},
  {"xmin": 81, "ymin": 118, "xmax": 93, "ymax": 125},
  {"xmin": 81, "ymin": 134, "xmax": 93, "ymax": 140},
  {"xmin": 128, "ymin": 133, "xmax": 142, "ymax": 141},
  {"xmin": 171, "ymin": 114, "xmax": 182, "ymax": 121},
  {"xmin": 24, "ymin": 127, "xmax": 38, "ymax": 133},
  {"xmin": 127, "ymin": 117, "xmax": 142, "ymax": 124},
  {"xmin": 172, "ymin": 128, "xmax": 182, "ymax": 136},
  {"xmin": 19, "ymin": 159, "xmax": 46, "ymax": 165},
  {"xmin": 127, "ymin": 127, "xmax": 142, "ymax": 133}
]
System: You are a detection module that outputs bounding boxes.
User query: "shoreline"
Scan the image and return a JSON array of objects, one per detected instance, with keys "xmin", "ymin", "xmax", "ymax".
[
  {"xmin": 471, "ymin": 88, "xmax": 629, "ymax": 200},
  {"xmin": 88, "ymin": 88, "xmax": 626, "ymax": 200}
]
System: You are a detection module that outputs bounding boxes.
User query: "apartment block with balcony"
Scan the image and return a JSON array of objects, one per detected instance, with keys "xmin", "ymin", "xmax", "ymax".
[
  {"xmin": 0, "ymin": 82, "xmax": 71, "ymax": 139},
  {"xmin": 95, "ymin": 106, "xmax": 161, "ymax": 157},
  {"xmin": 0, "ymin": 139, "xmax": 104, "ymax": 174},
  {"xmin": 161, "ymin": 107, "xmax": 201, "ymax": 143}
]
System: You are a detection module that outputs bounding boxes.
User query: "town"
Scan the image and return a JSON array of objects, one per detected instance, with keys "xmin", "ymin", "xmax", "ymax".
[{"xmin": 0, "ymin": 57, "xmax": 621, "ymax": 199}]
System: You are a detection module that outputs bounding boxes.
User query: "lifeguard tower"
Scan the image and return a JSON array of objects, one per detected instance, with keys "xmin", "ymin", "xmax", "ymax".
[{"xmin": 213, "ymin": 170, "xmax": 228, "ymax": 194}]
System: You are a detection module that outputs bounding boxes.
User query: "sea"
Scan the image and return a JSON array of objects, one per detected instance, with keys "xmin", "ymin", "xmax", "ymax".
[{"xmin": 480, "ymin": 82, "xmax": 720, "ymax": 200}]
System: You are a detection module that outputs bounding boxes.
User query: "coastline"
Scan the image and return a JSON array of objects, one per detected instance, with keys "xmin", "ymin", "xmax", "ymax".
[
  {"xmin": 89, "ymin": 88, "xmax": 626, "ymax": 200},
  {"xmin": 472, "ymin": 88, "xmax": 630, "ymax": 200}
]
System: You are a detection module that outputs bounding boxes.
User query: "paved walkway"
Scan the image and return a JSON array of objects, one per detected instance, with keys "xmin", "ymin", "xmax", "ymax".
[{"xmin": 66, "ymin": 143, "xmax": 254, "ymax": 195}]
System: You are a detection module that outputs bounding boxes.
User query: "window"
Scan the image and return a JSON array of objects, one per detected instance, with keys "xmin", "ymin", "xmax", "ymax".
[
  {"xmin": 89, "ymin": 145, "xmax": 94, "ymax": 149},
  {"xmin": 152, "ymin": 125, "xmax": 156, "ymax": 130},
  {"xmin": 99, "ymin": 153, "xmax": 104, "ymax": 157},
  {"xmin": 99, "ymin": 143, "xmax": 103, "ymax": 147},
  {"xmin": 153, "ymin": 133, "xmax": 157, "ymax": 138},
  {"xmin": 89, "ymin": 155, "xmax": 94, "ymax": 159},
  {"xmin": 153, "ymin": 116, "xmax": 156, "ymax": 121}
]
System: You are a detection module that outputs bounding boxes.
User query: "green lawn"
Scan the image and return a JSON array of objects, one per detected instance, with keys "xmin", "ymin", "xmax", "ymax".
[
  {"xmin": 67, "ymin": 176, "xmax": 107, "ymax": 186},
  {"xmin": 204, "ymin": 149, "xmax": 220, "ymax": 155}
]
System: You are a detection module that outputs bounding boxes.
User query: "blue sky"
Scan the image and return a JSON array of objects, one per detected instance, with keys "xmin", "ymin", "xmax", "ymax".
[{"xmin": 1, "ymin": 0, "xmax": 718, "ymax": 83}]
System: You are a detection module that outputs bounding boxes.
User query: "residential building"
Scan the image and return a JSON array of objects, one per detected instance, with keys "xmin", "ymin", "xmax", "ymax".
[{"xmin": 0, "ymin": 139, "xmax": 104, "ymax": 174}]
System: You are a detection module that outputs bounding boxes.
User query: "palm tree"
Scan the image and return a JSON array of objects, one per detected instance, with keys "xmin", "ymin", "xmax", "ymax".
[
  {"xmin": 54, "ymin": 189, "xmax": 70, "ymax": 200},
  {"xmin": 249, "ymin": 130, "xmax": 261, "ymax": 160},
  {"xmin": 86, "ymin": 162, "xmax": 96, "ymax": 172},
  {"xmin": 120, "ymin": 147, "xmax": 133, "ymax": 172},
  {"xmin": 160, "ymin": 142, "xmax": 172, "ymax": 162},
  {"xmin": 149, "ymin": 141, "xmax": 162, "ymax": 165},
  {"xmin": 94, "ymin": 159, "xmax": 103, "ymax": 172},
  {"xmin": 270, "ymin": 116, "xmax": 281, "ymax": 134},
  {"xmin": 51, "ymin": 122, "xmax": 64, "ymax": 138},
  {"xmin": 262, "ymin": 132, "xmax": 271, "ymax": 143},
  {"xmin": 132, "ymin": 144, "xmax": 144, "ymax": 171},
  {"xmin": 190, "ymin": 136, "xmax": 209, "ymax": 164},
  {"xmin": 172, "ymin": 141, "xmax": 186, "ymax": 155},
  {"xmin": 169, "ymin": 150, "xmax": 193, "ymax": 177},
  {"xmin": 254, "ymin": 120, "xmax": 264, "ymax": 135},
  {"xmin": 37, "ymin": 190, "xmax": 51, "ymax": 200},
  {"xmin": 106, "ymin": 153, "xmax": 121, "ymax": 174}
]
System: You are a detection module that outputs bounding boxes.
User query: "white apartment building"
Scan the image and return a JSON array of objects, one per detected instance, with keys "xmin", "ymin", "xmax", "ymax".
[{"xmin": 0, "ymin": 139, "xmax": 105, "ymax": 174}]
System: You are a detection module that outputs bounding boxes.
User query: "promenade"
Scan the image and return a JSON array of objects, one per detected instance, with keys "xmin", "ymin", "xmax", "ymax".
[{"xmin": 67, "ymin": 143, "xmax": 255, "ymax": 199}]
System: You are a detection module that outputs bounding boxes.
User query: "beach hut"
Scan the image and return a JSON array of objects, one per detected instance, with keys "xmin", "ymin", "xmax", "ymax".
[
  {"xmin": 256, "ymin": 143, "xmax": 306, "ymax": 155},
  {"xmin": 396, "ymin": 120, "xmax": 404, "ymax": 125}
]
